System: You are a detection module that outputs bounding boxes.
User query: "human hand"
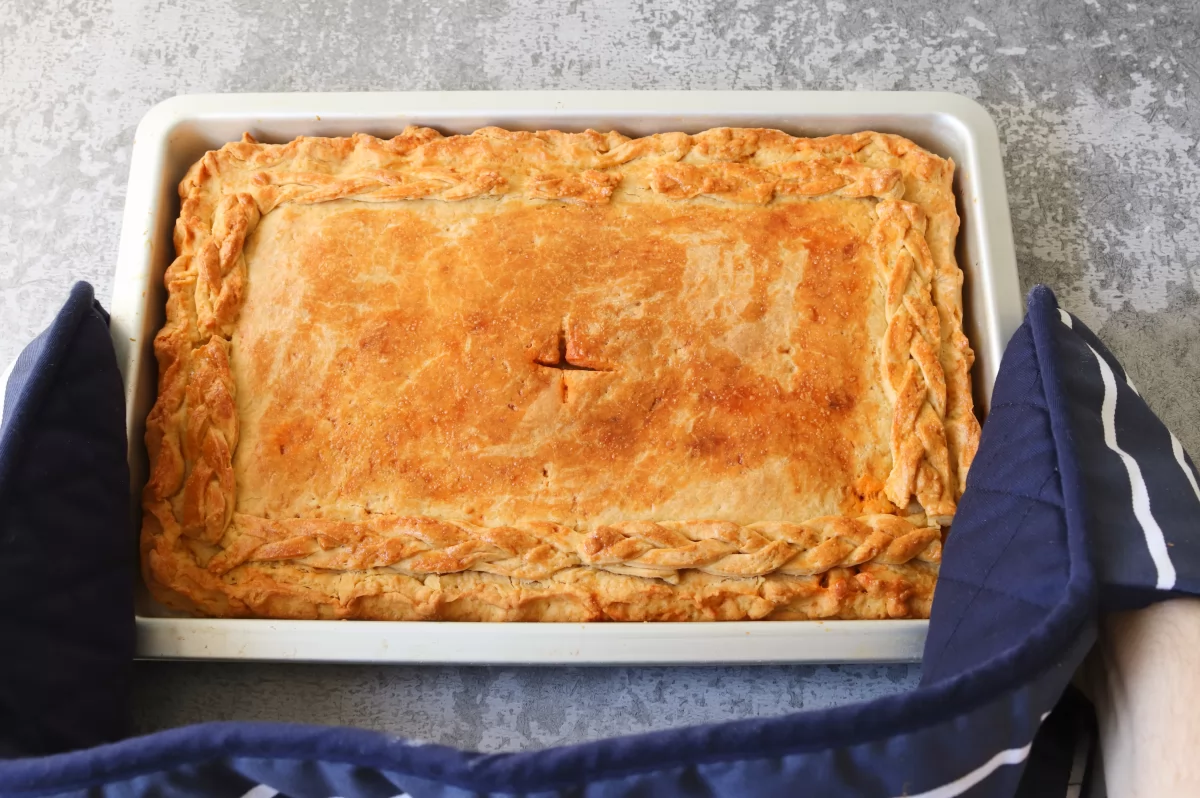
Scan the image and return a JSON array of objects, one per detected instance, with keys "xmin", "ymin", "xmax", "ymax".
[{"xmin": 1081, "ymin": 599, "xmax": 1200, "ymax": 797}]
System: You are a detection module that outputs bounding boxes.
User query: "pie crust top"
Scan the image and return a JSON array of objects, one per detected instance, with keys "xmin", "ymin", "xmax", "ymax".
[{"xmin": 141, "ymin": 126, "xmax": 980, "ymax": 622}]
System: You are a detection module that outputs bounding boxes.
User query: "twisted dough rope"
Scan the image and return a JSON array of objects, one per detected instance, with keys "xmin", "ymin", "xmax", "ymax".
[
  {"xmin": 649, "ymin": 158, "xmax": 903, "ymax": 205},
  {"xmin": 872, "ymin": 200, "xmax": 957, "ymax": 524},
  {"xmin": 145, "ymin": 192, "xmax": 256, "ymax": 543},
  {"xmin": 246, "ymin": 156, "xmax": 903, "ymax": 208},
  {"xmin": 183, "ymin": 128, "xmax": 906, "ymax": 221},
  {"xmin": 205, "ymin": 513, "xmax": 941, "ymax": 585},
  {"xmin": 175, "ymin": 338, "xmax": 238, "ymax": 544},
  {"xmin": 144, "ymin": 343, "xmax": 239, "ymax": 543}
]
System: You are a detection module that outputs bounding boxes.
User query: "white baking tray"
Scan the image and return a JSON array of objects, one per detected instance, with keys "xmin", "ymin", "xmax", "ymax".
[{"xmin": 111, "ymin": 91, "xmax": 1021, "ymax": 664}]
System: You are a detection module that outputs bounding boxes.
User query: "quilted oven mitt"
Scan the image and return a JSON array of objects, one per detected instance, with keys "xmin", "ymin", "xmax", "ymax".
[
  {"xmin": 0, "ymin": 282, "xmax": 133, "ymax": 758},
  {"xmin": 0, "ymin": 283, "xmax": 1198, "ymax": 797}
]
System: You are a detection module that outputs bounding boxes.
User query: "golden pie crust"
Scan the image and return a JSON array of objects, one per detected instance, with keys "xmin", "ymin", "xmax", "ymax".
[{"xmin": 141, "ymin": 126, "xmax": 980, "ymax": 622}]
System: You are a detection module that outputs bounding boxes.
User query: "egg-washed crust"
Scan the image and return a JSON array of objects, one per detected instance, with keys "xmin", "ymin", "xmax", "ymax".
[{"xmin": 141, "ymin": 126, "xmax": 978, "ymax": 622}]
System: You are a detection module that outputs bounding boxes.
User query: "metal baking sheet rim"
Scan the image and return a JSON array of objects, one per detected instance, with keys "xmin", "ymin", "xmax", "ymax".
[{"xmin": 112, "ymin": 91, "xmax": 1022, "ymax": 664}]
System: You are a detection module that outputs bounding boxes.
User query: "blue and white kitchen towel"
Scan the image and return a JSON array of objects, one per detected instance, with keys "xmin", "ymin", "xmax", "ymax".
[{"xmin": 1, "ymin": 282, "xmax": 1198, "ymax": 798}]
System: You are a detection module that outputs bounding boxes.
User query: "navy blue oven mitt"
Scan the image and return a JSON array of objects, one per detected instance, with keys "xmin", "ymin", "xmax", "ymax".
[
  {"xmin": 0, "ymin": 282, "xmax": 133, "ymax": 760},
  {"xmin": 0, "ymin": 282, "xmax": 1197, "ymax": 797}
]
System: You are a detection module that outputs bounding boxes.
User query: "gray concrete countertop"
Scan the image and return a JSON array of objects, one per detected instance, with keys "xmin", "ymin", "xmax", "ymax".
[{"xmin": 2, "ymin": 0, "xmax": 1197, "ymax": 752}]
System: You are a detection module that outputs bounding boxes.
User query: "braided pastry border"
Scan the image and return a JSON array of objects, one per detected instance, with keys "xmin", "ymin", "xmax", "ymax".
[
  {"xmin": 141, "ymin": 126, "xmax": 977, "ymax": 622},
  {"xmin": 873, "ymin": 200, "xmax": 957, "ymax": 522},
  {"xmin": 202, "ymin": 512, "xmax": 940, "ymax": 584}
]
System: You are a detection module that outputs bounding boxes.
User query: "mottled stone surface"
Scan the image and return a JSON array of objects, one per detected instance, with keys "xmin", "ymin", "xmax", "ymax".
[
  {"xmin": 2, "ymin": 0, "xmax": 1197, "ymax": 751},
  {"xmin": 131, "ymin": 661, "xmax": 917, "ymax": 751}
]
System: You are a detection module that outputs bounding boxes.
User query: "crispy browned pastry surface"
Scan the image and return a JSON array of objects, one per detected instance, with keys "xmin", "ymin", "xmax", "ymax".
[{"xmin": 141, "ymin": 126, "xmax": 979, "ymax": 621}]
